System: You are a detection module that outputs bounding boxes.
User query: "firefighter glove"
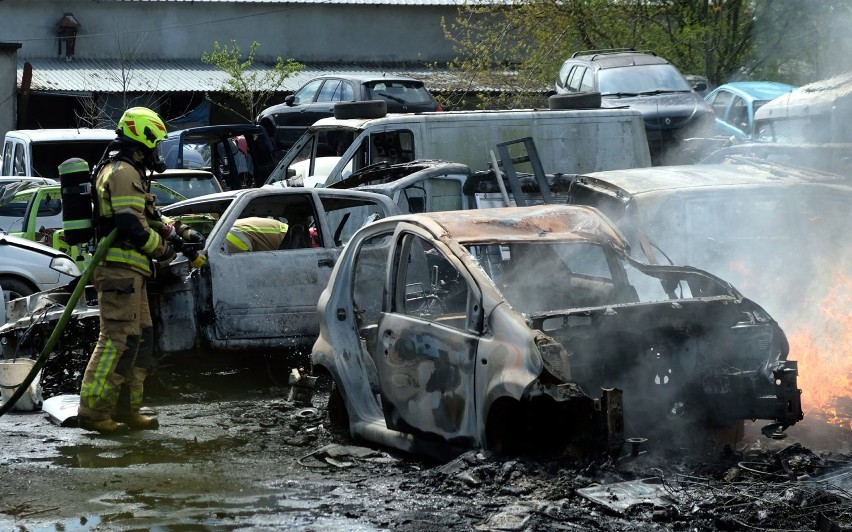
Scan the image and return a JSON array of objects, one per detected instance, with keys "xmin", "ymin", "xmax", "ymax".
[{"xmin": 183, "ymin": 246, "xmax": 207, "ymax": 269}]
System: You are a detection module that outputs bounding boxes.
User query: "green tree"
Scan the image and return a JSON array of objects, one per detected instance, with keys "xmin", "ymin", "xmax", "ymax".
[
  {"xmin": 441, "ymin": 0, "xmax": 805, "ymax": 108},
  {"xmin": 202, "ymin": 40, "xmax": 303, "ymax": 122}
]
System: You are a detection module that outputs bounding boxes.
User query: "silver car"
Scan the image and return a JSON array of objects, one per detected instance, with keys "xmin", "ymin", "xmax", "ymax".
[{"xmin": 0, "ymin": 232, "xmax": 80, "ymax": 301}]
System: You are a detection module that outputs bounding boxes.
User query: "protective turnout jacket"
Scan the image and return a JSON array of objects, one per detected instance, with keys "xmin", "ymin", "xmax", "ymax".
[
  {"xmin": 226, "ymin": 217, "xmax": 289, "ymax": 253},
  {"xmin": 95, "ymin": 151, "xmax": 168, "ymax": 276}
]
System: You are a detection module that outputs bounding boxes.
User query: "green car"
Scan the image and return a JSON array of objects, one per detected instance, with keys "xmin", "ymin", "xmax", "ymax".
[{"xmin": 0, "ymin": 180, "xmax": 185, "ymax": 269}]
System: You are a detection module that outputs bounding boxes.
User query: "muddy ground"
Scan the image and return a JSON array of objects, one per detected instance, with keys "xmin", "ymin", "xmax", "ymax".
[{"xmin": 1, "ymin": 355, "xmax": 851, "ymax": 532}]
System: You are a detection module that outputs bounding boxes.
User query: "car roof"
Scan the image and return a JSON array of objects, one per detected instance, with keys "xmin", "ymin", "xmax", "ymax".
[
  {"xmin": 0, "ymin": 176, "xmax": 59, "ymax": 185},
  {"xmin": 311, "ymin": 74, "xmax": 424, "ymax": 84},
  {"xmin": 754, "ymin": 70, "xmax": 852, "ymax": 121},
  {"xmin": 165, "ymin": 124, "xmax": 267, "ymax": 141},
  {"xmin": 707, "ymin": 82, "xmax": 796, "ymax": 102},
  {"xmin": 4, "ymin": 129, "xmax": 115, "ymax": 141},
  {"xmin": 381, "ymin": 204, "xmax": 628, "ymax": 246},
  {"xmin": 575, "ymin": 162, "xmax": 848, "ymax": 197},
  {"xmin": 329, "ymin": 160, "xmax": 470, "ymax": 191},
  {"xmin": 154, "ymin": 169, "xmax": 217, "ymax": 179},
  {"xmin": 0, "ymin": 232, "xmax": 67, "ymax": 258},
  {"xmin": 567, "ymin": 50, "xmax": 669, "ymax": 69},
  {"xmin": 160, "ymin": 186, "xmax": 398, "ymax": 215}
]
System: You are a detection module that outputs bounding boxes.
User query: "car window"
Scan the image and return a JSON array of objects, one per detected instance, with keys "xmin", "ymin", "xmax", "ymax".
[
  {"xmin": 567, "ymin": 66, "xmax": 587, "ymax": 92},
  {"xmin": 369, "ymin": 130, "xmax": 415, "ymax": 165},
  {"xmin": 365, "ymin": 81, "xmax": 434, "ymax": 104},
  {"xmin": 35, "ymin": 193, "xmax": 63, "ymax": 230},
  {"xmin": 472, "ymin": 242, "xmax": 631, "ymax": 313},
  {"xmin": 30, "ymin": 141, "xmax": 111, "ymax": 180},
  {"xmin": 320, "ymin": 195, "xmax": 387, "ymax": 246},
  {"xmin": 352, "ymin": 230, "xmax": 395, "ymax": 328},
  {"xmin": 597, "ymin": 63, "xmax": 691, "ymax": 94},
  {"xmin": 338, "ymin": 82, "xmax": 355, "ymax": 101},
  {"xmin": 0, "ymin": 192, "xmax": 31, "ymax": 232},
  {"xmin": 14, "ymin": 143, "xmax": 26, "ymax": 176},
  {"xmin": 557, "ymin": 63, "xmax": 575, "ymax": 89},
  {"xmin": 394, "ymin": 234, "xmax": 469, "ymax": 327},
  {"xmin": 2, "ymin": 140, "xmax": 12, "ymax": 175},
  {"xmin": 317, "ymin": 80, "xmax": 342, "ymax": 103},
  {"xmin": 292, "ymin": 79, "xmax": 324, "ymax": 106},
  {"xmin": 727, "ymin": 96, "xmax": 748, "ymax": 130},
  {"xmin": 155, "ymin": 175, "xmax": 220, "ymax": 200},
  {"xmin": 579, "ymin": 68, "xmax": 595, "ymax": 92},
  {"xmin": 709, "ymin": 90, "xmax": 733, "ymax": 118}
]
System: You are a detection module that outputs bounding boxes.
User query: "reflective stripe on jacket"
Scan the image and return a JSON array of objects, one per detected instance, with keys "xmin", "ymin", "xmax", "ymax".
[{"xmin": 96, "ymin": 156, "xmax": 166, "ymax": 275}]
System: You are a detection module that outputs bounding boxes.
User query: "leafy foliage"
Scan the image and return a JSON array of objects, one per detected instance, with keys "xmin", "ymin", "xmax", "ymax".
[
  {"xmin": 202, "ymin": 40, "xmax": 303, "ymax": 122},
  {"xmin": 441, "ymin": 0, "xmax": 852, "ymax": 109}
]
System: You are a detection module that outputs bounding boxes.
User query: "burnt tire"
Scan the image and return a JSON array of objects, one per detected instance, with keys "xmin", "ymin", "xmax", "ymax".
[
  {"xmin": 334, "ymin": 100, "xmax": 387, "ymax": 120},
  {"xmin": 548, "ymin": 91, "xmax": 602, "ymax": 110},
  {"xmin": 327, "ymin": 382, "xmax": 350, "ymax": 431}
]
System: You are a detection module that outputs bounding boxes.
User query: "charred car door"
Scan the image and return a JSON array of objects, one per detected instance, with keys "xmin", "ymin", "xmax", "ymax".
[
  {"xmin": 373, "ymin": 228, "xmax": 481, "ymax": 443},
  {"xmin": 204, "ymin": 189, "xmax": 395, "ymax": 350}
]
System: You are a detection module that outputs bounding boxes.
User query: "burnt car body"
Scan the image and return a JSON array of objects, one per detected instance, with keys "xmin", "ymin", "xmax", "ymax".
[
  {"xmin": 311, "ymin": 205, "xmax": 802, "ymax": 459},
  {"xmin": 564, "ymin": 162, "xmax": 851, "ymax": 324},
  {"xmin": 1, "ymin": 187, "xmax": 398, "ymax": 362}
]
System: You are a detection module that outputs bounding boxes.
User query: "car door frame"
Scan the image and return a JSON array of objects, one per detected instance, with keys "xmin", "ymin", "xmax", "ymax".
[
  {"xmin": 372, "ymin": 223, "xmax": 483, "ymax": 444},
  {"xmin": 200, "ymin": 188, "xmax": 398, "ymax": 351}
]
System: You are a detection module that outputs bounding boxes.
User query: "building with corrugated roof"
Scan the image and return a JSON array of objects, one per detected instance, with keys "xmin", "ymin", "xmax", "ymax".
[{"xmin": 1, "ymin": 0, "xmax": 510, "ymax": 136}]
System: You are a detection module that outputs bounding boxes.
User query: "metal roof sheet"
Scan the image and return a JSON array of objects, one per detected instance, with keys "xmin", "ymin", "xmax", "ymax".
[
  {"xmin": 94, "ymin": 0, "xmax": 504, "ymax": 4},
  {"xmin": 18, "ymin": 57, "xmax": 491, "ymax": 93}
]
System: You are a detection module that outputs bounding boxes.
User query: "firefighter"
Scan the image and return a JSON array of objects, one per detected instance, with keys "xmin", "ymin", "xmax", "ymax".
[
  {"xmin": 225, "ymin": 216, "xmax": 289, "ymax": 253},
  {"xmin": 78, "ymin": 106, "xmax": 190, "ymax": 434}
]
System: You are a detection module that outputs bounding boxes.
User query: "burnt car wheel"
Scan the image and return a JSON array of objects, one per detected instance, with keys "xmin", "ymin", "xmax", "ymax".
[
  {"xmin": 548, "ymin": 92, "xmax": 602, "ymax": 110},
  {"xmin": 334, "ymin": 100, "xmax": 388, "ymax": 120}
]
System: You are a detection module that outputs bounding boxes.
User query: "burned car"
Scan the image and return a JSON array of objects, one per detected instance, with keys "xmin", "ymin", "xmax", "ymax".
[
  {"xmin": 1, "ymin": 187, "xmax": 398, "ymax": 373},
  {"xmin": 311, "ymin": 205, "xmax": 802, "ymax": 459}
]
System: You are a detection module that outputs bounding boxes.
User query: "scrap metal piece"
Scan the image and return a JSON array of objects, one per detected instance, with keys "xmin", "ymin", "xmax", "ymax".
[
  {"xmin": 42, "ymin": 394, "xmax": 79, "ymax": 427},
  {"xmin": 577, "ymin": 477, "xmax": 677, "ymax": 514}
]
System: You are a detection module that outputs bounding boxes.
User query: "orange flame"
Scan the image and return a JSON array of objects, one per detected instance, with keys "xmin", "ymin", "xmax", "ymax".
[{"xmin": 786, "ymin": 267, "xmax": 852, "ymax": 430}]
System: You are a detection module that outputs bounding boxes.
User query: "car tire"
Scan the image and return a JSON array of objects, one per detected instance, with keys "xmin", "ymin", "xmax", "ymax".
[
  {"xmin": 548, "ymin": 92, "xmax": 602, "ymax": 110},
  {"xmin": 334, "ymin": 100, "xmax": 388, "ymax": 120},
  {"xmin": 0, "ymin": 277, "xmax": 36, "ymax": 302}
]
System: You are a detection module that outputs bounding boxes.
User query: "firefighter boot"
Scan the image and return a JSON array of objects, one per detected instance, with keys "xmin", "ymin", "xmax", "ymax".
[
  {"xmin": 113, "ymin": 366, "xmax": 159, "ymax": 430},
  {"xmin": 78, "ymin": 417, "xmax": 130, "ymax": 435},
  {"xmin": 113, "ymin": 411, "xmax": 159, "ymax": 430}
]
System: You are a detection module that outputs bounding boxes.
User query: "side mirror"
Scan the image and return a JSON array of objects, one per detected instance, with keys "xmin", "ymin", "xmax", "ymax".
[
  {"xmin": 284, "ymin": 94, "xmax": 296, "ymax": 106},
  {"xmin": 693, "ymin": 82, "xmax": 708, "ymax": 92}
]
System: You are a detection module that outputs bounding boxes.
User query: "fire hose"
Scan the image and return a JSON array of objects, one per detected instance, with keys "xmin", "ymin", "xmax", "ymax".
[{"xmin": 0, "ymin": 228, "xmax": 117, "ymax": 417}]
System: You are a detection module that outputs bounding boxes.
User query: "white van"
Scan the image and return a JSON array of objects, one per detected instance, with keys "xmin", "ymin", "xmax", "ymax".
[
  {"xmin": 1, "ymin": 129, "xmax": 115, "ymax": 179},
  {"xmin": 265, "ymin": 108, "xmax": 651, "ymax": 188}
]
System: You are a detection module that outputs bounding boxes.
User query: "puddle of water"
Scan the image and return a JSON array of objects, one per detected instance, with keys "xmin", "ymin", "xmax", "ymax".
[
  {"xmin": 50, "ymin": 441, "xmax": 200, "ymax": 468},
  {"xmin": 22, "ymin": 490, "xmax": 389, "ymax": 531}
]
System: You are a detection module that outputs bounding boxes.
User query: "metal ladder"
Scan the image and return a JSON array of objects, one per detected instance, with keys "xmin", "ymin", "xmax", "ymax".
[{"xmin": 494, "ymin": 137, "xmax": 554, "ymax": 206}]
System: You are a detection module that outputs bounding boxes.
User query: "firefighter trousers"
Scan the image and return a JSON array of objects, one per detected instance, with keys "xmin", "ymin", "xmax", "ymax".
[{"xmin": 78, "ymin": 265, "xmax": 154, "ymax": 422}]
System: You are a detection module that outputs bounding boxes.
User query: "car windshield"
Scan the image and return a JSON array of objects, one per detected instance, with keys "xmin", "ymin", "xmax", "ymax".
[
  {"xmin": 365, "ymin": 81, "xmax": 433, "ymax": 104},
  {"xmin": 468, "ymin": 241, "xmax": 718, "ymax": 315},
  {"xmin": 598, "ymin": 64, "xmax": 691, "ymax": 95},
  {"xmin": 155, "ymin": 175, "xmax": 220, "ymax": 200}
]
